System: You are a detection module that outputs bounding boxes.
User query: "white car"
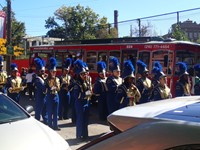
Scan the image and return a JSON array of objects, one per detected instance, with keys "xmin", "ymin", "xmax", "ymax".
[
  {"xmin": 0, "ymin": 93, "xmax": 70, "ymax": 150},
  {"xmin": 79, "ymin": 96, "xmax": 200, "ymax": 150}
]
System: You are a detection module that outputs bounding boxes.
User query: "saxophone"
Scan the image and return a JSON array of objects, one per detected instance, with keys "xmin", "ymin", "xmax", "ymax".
[
  {"xmin": 48, "ymin": 78, "xmax": 57, "ymax": 94},
  {"xmin": 84, "ymin": 76, "xmax": 92, "ymax": 100},
  {"xmin": 61, "ymin": 75, "xmax": 70, "ymax": 91}
]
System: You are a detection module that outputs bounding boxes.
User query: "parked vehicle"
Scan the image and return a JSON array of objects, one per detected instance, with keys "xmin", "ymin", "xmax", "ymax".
[
  {"xmin": 79, "ymin": 96, "xmax": 200, "ymax": 150},
  {"xmin": 0, "ymin": 93, "xmax": 71, "ymax": 150}
]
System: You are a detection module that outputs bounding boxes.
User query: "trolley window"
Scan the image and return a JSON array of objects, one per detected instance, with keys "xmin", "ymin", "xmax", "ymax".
[
  {"xmin": 152, "ymin": 50, "xmax": 173, "ymax": 75},
  {"xmin": 176, "ymin": 51, "xmax": 195, "ymax": 70},
  {"xmin": 138, "ymin": 51, "xmax": 150, "ymax": 70},
  {"xmin": 86, "ymin": 51, "xmax": 97, "ymax": 71}
]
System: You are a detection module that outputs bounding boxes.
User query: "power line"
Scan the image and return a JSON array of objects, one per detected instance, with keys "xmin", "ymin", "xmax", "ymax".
[{"xmin": 114, "ymin": 7, "xmax": 200, "ymax": 25}]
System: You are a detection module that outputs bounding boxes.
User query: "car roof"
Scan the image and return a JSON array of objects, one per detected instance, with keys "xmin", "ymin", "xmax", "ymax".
[{"xmin": 108, "ymin": 96, "xmax": 200, "ymax": 131}]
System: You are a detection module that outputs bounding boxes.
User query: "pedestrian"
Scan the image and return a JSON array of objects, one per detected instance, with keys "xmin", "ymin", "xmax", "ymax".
[
  {"xmin": 152, "ymin": 64, "xmax": 172, "ymax": 101},
  {"xmin": 45, "ymin": 57, "xmax": 60, "ymax": 130},
  {"xmin": 58, "ymin": 58, "xmax": 72, "ymax": 120},
  {"xmin": 0, "ymin": 56, "xmax": 7, "ymax": 93},
  {"xmin": 25, "ymin": 68, "xmax": 35, "ymax": 100},
  {"xmin": 115, "ymin": 60, "xmax": 141, "ymax": 109},
  {"xmin": 73, "ymin": 59, "xmax": 92, "ymax": 139},
  {"xmin": 33, "ymin": 58, "xmax": 48, "ymax": 124},
  {"xmin": 175, "ymin": 62, "xmax": 191, "ymax": 97},
  {"xmin": 106, "ymin": 57, "xmax": 122, "ymax": 115},
  {"xmin": 194, "ymin": 64, "xmax": 200, "ymax": 95},
  {"xmin": 93, "ymin": 61, "xmax": 108, "ymax": 121},
  {"xmin": 136, "ymin": 60, "xmax": 153, "ymax": 104},
  {"xmin": 6, "ymin": 63, "xmax": 24, "ymax": 103}
]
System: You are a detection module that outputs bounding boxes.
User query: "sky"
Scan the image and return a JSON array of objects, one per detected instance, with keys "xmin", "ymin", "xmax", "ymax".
[{"xmin": 1, "ymin": 0, "xmax": 200, "ymax": 37}]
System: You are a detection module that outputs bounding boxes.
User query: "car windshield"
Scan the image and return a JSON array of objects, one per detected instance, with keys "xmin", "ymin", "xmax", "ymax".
[
  {"xmin": 156, "ymin": 102, "xmax": 200, "ymax": 123},
  {"xmin": 0, "ymin": 94, "xmax": 29, "ymax": 124}
]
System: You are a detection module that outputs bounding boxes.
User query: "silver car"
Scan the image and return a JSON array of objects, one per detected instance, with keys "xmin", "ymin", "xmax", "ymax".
[
  {"xmin": 79, "ymin": 96, "xmax": 200, "ymax": 150},
  {"xmin": 0, "ymin": 93, "xmax": 70, "ymax": 150}
]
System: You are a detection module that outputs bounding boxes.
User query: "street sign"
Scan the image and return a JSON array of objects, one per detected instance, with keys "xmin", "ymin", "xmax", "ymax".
[{"xmin": 7, "ymin": 45, "xmax": 13, "ymax": 55}]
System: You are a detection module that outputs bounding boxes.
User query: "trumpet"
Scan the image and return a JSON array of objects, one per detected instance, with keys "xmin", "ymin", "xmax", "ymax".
[{"xmin": 42, "ymin": 73, "xmax": 48, "ymax": 80}]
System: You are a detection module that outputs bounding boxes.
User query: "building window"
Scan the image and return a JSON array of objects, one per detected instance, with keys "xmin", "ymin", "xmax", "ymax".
[{"xmin": 189, "ymin": 32, "xmax": 193, "ymax": 39}]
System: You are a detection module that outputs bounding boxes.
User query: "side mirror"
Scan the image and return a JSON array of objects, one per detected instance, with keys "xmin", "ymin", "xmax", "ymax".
[{"xmin": 24, "ymin": 105, "xmax": 34, "ymax": 114}]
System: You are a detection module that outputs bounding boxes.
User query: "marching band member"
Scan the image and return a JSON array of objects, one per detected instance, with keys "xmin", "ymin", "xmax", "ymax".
[
  {"xmin": 152, "ymin": 65, "xmax": 172, "ymax": 101},
  {"xmin": 6, "ymin": 63, "xmax": 25, "ymax": 103},
  {"xmin": 93, "ymin": 61, "xmax": 108, "ymax": 121},
  {"xmin": 115, "ymin": 60, "xmax": 140, "ymax": 109},
  {"xmin": 175, "ymin": 62, "xmax": 191, "ymax": 97},
  {"xmin": 58, "ymin": 58, "xmax": 72, "ymax": 120},
  {"xmin": 106, "ymin": 57, "xmax": 122, "ymax": 115},
  {"xmin": 136, "ymin": 60, "xmax": 152, "ymax": 104},
  {"xmin": 193, "ymin": 64, "xmax": 200, "ymax": 95},
  {"xmin": 73, "ymin": 59, "xmax": 92, "ymax": 139},
  {"xmin": 151, "ymin": 61, "xmax": 163, "ymax": 87},
  {"xmin": 0, "ymin": 56, "xmax": 7, "ymax": 93},
  {"xmin": 33, "ymin": 58, "xmax": 48, "ymax": 124},
  {"xmin": 45, "ymin": 57, "xmax": 60, "ymax": 130}
]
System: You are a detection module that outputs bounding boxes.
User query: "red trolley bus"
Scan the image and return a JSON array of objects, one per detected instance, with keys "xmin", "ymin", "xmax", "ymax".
[{"xmin": 29, "ymin": 37, "xmax": 200, "ymax": 97}]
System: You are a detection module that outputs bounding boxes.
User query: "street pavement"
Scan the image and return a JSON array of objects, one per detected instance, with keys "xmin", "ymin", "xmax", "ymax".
[{"xmin": 19, "ymin": 94, "xmax": 110, "ymax": 150}]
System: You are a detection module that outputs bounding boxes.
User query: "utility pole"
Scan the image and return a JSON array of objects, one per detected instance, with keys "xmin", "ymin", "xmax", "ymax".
[{"xmin": 6, "ymin": 0, "xmax": 12, "ymax": 74}]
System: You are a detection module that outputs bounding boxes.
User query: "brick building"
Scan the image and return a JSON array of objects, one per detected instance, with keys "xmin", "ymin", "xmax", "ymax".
[{"xmin": 171, "ymin": 19, "xmax": 200, "ymax": 42}]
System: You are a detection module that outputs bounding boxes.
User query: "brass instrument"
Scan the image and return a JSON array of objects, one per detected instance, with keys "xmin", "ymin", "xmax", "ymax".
[
  {"xmin": 0, "ymin": 71, "xmax": 7, "ymax": 88},
  {"xmin": 8, "ymin": 77, "xmax": 25, "ymax": 93},
  {"xmin": 127, "ymin": 84, "xmax": 140, "ymax": 106},
  {"xmin": 61, "ymin": 75, "xmax": 70, "ymax": 91},
  {"xmin": 48, "ymin": 77, "xmax": 60, "ymax": 95},
  {"xmin": 42, "ymin": 73, "xmax": 48, "ymax": 80},
  {"xmin": 83, "ymin": 76, "xmax": 93, "ymax": 100}
]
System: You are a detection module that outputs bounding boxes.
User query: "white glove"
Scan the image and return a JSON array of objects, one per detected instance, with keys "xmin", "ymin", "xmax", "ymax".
[
  {"xmin": 51, "ymin": 86, "xmax": 57, "ymax": 90},
  {"xmin": 85, "ymin": 90, "xmax": 92, "ymax": 96}
]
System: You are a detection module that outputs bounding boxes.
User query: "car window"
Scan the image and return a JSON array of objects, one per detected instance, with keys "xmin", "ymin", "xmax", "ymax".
[
  {"xmin": 156, "ymin": 102, "xmax": 200, "ymax": 123},
  {"xmin": 166, "ymin": 144, "xmax": 200, "ymax": 150},
  {"xmin": 0, "ymin": 95, "xmax": 29, "ymax": 124}
]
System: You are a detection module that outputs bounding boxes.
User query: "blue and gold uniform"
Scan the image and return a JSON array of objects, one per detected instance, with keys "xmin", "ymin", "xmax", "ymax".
[
  {"xmin": 175, "ymin": 62, "xmax": 191, "ymax": 97},
  {"xmin": 116, "ymin": 60, "xmax": 140, "ymax": 109},
  {"xmin": 136, "ymin": 60, "xmax": 152, "ymax": 104},
  {"xmin": 0, "ymin": 56, "xmax": 7, "ymax": 93},
  {"xmin": 152, "ymin": 66, "xmax": 172, "ymax": 101},
  {"xmin": 6, "ymin": 63, "xmax": 24, "ymax": 103},
  {"xmin": 193, "ymin": 64, "xmax": 200, "ymax": 95},
  {"xmin": 33, "ymin": 58, "xmax": 48, "ymax": 124},
  {"xmin": 45, "ymin": 57, "xmax": 60, "ymax": 130},
  {"xmin": 106, "ymin": 57, "xmax": 122, "ymax": 115},
  {"xmin": 93, "ymin": 61, "xmax": 108, "ymax": 120},
  {"xmin": 73, "ymin": 59, "xmax": 92, "ymax": 139},
  {"xmin": 58, "ymin": 58, "xmax": 72, "ymax": 120}
]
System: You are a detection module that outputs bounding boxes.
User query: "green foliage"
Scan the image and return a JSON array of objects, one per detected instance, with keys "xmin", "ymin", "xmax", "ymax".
[
  {"xmin": 2, "ymin": 6, "xmax": 26, "ymax": 56},
  {"xmin": 171, "ymin": 25, "xmax": 189, "ymax": 41},
  {"xmin": 45, "ymin": 4, "xmax": 118, "ymax": 40}
]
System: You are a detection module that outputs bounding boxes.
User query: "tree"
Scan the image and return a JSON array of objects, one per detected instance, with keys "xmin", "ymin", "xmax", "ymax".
[
  {"xmin": 131, "ymin": 21, "xmax": 156, "ymax": 37},
  {"xmin": 2, "ymin": 7, "xmax": 25, "ymax": 56},
  {"xmin": 45, "ymin": 4, "xmax": 117, "ymax": 40},
  {"xmin": 170, "ymin": 24, "xmax": 189, "ymax": 41}
]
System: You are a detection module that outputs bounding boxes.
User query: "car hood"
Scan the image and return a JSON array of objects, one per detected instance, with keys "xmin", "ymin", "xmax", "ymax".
[
  {"xmin": 0, "ymin": 117, "xmax": 70, "ymax": 150},
  {"xmin": 108, "ymin": 96, "xmax": 200, "ymax": 131}
]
